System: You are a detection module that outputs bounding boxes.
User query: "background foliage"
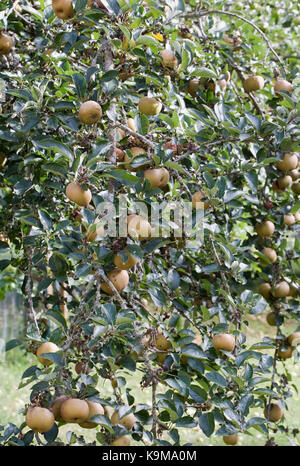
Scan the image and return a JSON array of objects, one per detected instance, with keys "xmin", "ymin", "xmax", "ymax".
[{"xmin": 0, "ymin": 0, "xmax": 299, "ymax": 447}]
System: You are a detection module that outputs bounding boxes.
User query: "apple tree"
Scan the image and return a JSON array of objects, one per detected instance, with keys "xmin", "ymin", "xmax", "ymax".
[{"xmin": 0, "ymin": 0, "xmax": 299, "ymax": 447}]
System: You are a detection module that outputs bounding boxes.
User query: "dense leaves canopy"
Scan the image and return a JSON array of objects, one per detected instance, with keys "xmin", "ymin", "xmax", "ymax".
[{"xmin": 0, "ymin": 0, "xmax": 299, "ymax": 447}]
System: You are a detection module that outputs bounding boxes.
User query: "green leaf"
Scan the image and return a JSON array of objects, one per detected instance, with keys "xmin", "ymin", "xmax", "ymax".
[
  {"xmin": 49, "ymin": 252, "xmax": 69, "ymax": 280},
  {"xmin": 45, "ymin": 310, "xmax": 68, "ymax": 333},
  {"xmin": 38, "ymin": 351, "xmax": 63, "ymax": 366},
  {"xmin": 181, "ymin": 344, "xmax": 206, "ymax": 359},
  {"xmin": 198, "ymin": 412, "xmax": 215, "ymax": 437},
  {"xmin": 104, "ymin": 170, "xmax": 139, "ymax": 186},
  {"xmin": 101, "ymin": 303, "xmax": 116, "ymax": 325},
  {"xmin": 167, "ymin": 269, "xmax": 180, "ymax": 290},
  {"xmin": 192, "ymin": 67, "xmax": 217, "ymax": 79},
  {"xmin": 5, "ymin": 339, "xmax": 23, "ymax": 352},
  {"xmin": 32, "ymin": 138, "xmax": 73, "ymax": 161},
  {"xmin": 72, "ymin": 73, "xmax": 87, "ymax": 98},
  {"xmin": 88, "ymin": 415, "xmax": 114, "ymax": 433},
  {"xmin": 136, "ymin": 114, "xmax": 149, "ymax": 135},
  {"xmin": 38, "ymin": 210, "xmax": 53, "ymax": 230},
  {"xmin": 14, "ymin": 180, "xmax": 32, "ymax": 195},
  {"xmin": 205, "ymin": 371, "xmax": 227, "ymax": 387}
]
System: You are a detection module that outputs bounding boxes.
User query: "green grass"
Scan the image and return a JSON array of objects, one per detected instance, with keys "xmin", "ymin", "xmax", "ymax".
[{"xmin": 1, "ymin": 313, "xmax": 299, "ymax": 446}]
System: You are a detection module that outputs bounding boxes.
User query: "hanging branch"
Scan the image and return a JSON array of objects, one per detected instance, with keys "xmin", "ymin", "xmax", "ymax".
[
  {"xmin": 113, "ymin": 122, "xmax": 155, "ymax": 148},
  {"xmin": 182, "ymin": 9, "xmax": 286, "ymax": 74},
  {"xmin": 103, "ymin": 40, "xmax": 117, "ymax": 200},
  {"xmin": 209, "ymin": 236, "xmax": 239, "ymax": 333},
  {"xmin": 25, "ymin": 248, "xmax": 41, "ymax": 336}
]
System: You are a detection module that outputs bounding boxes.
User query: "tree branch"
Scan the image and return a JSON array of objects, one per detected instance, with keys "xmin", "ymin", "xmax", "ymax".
[
  {"xmin": 113, "ymin": 122, "xmax": 155, "ymax": 149},
  {"xmin": 183, "ymin": 9, "xmax": 286, "ymax": 74},
  {"xmin": 103, "ymin": 41, "xmax": 117, "ymax": 200},
  {"xmin": 25, "ymin": 248, "xmax": 41, "ymax": 336}
]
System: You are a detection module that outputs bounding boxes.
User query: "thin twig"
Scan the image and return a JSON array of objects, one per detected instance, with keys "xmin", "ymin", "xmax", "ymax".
[
  {"xmin": 25, "ymin": 249, "xmax": 41, "ymax": 336},
  {"xmin": 103, "ymin": 41, "xmax": 117, "ymax": 199},
  {"xmin": 210, "ymin": 236, "xmax": 238, "ymax": 332},
  {"xmin": 113, "ymin": 122, "xmax": 155, "ymax": 148},
  {"xmin": 183, "ymin": 9, "xmax": 286, "ymax": 73}
]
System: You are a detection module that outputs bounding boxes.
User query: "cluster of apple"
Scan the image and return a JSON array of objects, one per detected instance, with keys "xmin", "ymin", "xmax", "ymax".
[
  {"xmin": 26, "ymin": 398, "xmax": 135, "ymax": 446},
  {"xmin": 26, "ymin": 341, "xmax": 136, "ymax": 445},
  {"xmin": 256, "ymin": 216, "xmax": 299, "ymax": 351},
  {"xmin": 272, "ymin": 152, "xmax": 300, "ymax": 218}
]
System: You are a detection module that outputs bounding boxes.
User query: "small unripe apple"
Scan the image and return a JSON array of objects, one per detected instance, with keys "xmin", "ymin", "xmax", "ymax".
[
  {"xmin": 36, "ymin": 342, "xmax": 59, "ymax": 366},
  {"xmin": 60, "ymin": 398, "xmax": 89, "ymax": 423},
  {"xmin": 287, "ymin": 332, "xmax": 300, "ymax": 346},
  {"xmin": 160, "ymin": 49, "xmax": 177, "ymax": 68},
  {"xmin": 138, "ymin": 96, "xmax": 162, "ymax": 115},
  {"xmin": 243, "ymin": 76, "xmax": 264, "ymax": 92},
  {"xmin": 26, "ymin": 406, "xmax": 55, "ymax": 433},
  {"xmin": 223, "ymin": 434, "xmax": 238, "ymax": 445},
  {"xmin": 111, "ymin": 410, "xmax": 136, "ymax": 430},
  {"xmin": 272, "ymin": 181, "xmax": 285, "ymax": 194},
  {"xmin": 292, "ymin": 182, "xmax": 300, "ymax": 194},
  {"xmin": 127, "ymin": 118, "xmax": 137, "ymax": 132},
  {"xmin": 187, "ymin": 79, "xmax": 200, "ymax": 97},
  {"xmin": 0, "ymin": 33, "xmax": 13, "ymax": 55},
  {"xmin": 154, "ymin": 333, "xmax": 171, "ymax": 351},
  {"xmin": 277, "ymin": 345, "xmax": 293, "ymax": 360},
  {"xmin": 274, "ymin": 79, "xmax": 293, "ymax": 93},
  {"xmin": 277, "ymin": 175, "xmax": 292, "ymax": 189},
  {"xmin": 272, "ymin": 281, "xmax": 290, "ymax": 298},
  {"xmin": 218, "ymin": 79, "xmax": 227, "ymax": 91},
  {"xmin": 66, "ymin": 182, "xmax": 92, "ymax": 207},
  {"xmin": 258, "ymin": 282, "xmax": 271, "ymax": 299},
  {"xmin": 264, "ymin": 403, "xmax": 283, "ymax": 422},
  {"xmin": 260, "ymin": 247, "xmax": 277, "ymax": 264},
  {"xmin": 255, "ymin": 220, "xmax": 275, "ymax": 237},
  {"xmin": 290, "ymin": 169, "xmax": 300, "ymax": 181},
  {"xmin": 212, "ymin": 333, "xmax": 235, "ymax": 352},
  {"xmin": 284, "ymin": 214, "xmax": 296, "ymax": 226},
  {"xmin": 144, "ymin": 167, "xmax": 170, "ymax": 188},
  {"xmin": 266, "ymin": 312, "xmax": 277, "ymax": 326},
  {"xmin": 78, "ymin": 101, "xmax": 102, "ymax": 125},
  {"xmin": 276, "ymin": 153, "xmax": 298, "ymax": 171},
  {"xmin": 110, "ymin": 435, "xmax": 131, "ymax": 446},
  {"xmin": 100, "ymin": 269, "xmax": 129, "ymax": 294},
  {"xmin": 52, "ymin": 0, "xmax": 74, "ymax": 20}
]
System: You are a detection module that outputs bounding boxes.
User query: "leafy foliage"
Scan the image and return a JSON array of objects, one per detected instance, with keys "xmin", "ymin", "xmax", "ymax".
[{"xmin": 0, "ymin": 0, "xmax": 299, "ymax": 447}]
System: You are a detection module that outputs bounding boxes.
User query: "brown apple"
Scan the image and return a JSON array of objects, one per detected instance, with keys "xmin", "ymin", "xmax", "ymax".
[
  {"xmin": 100, "ymin": 269, "xmax": 129, "ymax": 294},
  {"xmin": 78, "ymin": 101, "xmax": 102, "ymax": 125},
  {"xmin": 60, "ymin": 398, "xmax": 89, "ymax": 423},
  {"xmin": 243, "ymin": 76, "xmax": 264, "ymax": 92},
  {"xmin": 212, "ymin": 333, "xmax": 235, "ymax": 352},
  {"xmin": 36, "ymin": 342, "xmax": 59, "ymax": 366},
  {"xmin": 66, "ymin": 182, "xmax": 92, "ymax": 207},
  {"xmin": 26, "ymin": 406, "xmax": 55, "ymax": 433}
]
